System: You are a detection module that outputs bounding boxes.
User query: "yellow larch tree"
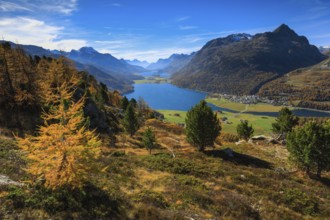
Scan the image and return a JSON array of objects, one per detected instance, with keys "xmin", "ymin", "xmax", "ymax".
[{"xmin": 17, "ymin": 58, "xmax": 102, "ymax": 190}]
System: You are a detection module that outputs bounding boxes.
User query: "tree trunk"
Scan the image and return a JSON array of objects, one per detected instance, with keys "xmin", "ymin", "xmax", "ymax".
[{"xmin": 149, "ymin": 148, "xmax": 151, "ymax": 155}]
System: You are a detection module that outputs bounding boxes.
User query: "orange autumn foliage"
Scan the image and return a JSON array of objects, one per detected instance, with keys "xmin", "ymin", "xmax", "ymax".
[{"xmin": 17, "ymin": 60, "xmax": 102, "ymax": 189}]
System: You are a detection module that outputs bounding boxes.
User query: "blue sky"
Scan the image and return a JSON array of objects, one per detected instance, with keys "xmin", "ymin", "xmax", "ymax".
[{"xmin": 1, "ymin": 0, "xmax": 330, "ymax": 62}]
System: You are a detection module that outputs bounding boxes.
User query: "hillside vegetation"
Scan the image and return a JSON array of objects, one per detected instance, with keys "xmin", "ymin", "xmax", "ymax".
[
  {"xmin": 259, "ymin": 58, "xmax": 330, "ymax": 111},
  {"xmin": 1, "ymin": 119, "xmax": 330, "ymax": 219},
  {"xmin": 0, "ymin": 43, "xmax": 329, "ymax": 220}
]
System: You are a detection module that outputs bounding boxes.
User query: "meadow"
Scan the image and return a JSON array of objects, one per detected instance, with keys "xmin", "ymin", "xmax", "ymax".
[
  {"xmin": 206, "ymin": 97, "xmax": 284, "ymax": 113},
  {"xmin": 158, "ymin": 108, "xmax": 276, "ymax": 135},
  {"xmin": 134, "ymin": 77, "xmax": 169, "ymax": 84}
]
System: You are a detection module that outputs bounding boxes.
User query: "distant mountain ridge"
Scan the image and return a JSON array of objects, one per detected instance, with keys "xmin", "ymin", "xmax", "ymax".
[
  {"xmin": 65, "ymin": 47, "xmax": 145, "ymax": 80},
  {"xmin": 125, "ymin": 59, "xmax": 150, "ymax": 68},
  {"xmin": 0, "ymin": 41, "xmax": 142, "ymax": 93},
  {"xmin": 162, "ymin": 53, "xmax": 196, "ymax": 74},
  {"xmin": 172, "ymin": 24, "xmax": 326, "ymax": 95},
  {"xmin": 319, "ymin": 46, "xmax": 330, "ymax": 56},
  {"xmin": 147, "ymin": 53, "xmax": 195, "ymax": 73}
]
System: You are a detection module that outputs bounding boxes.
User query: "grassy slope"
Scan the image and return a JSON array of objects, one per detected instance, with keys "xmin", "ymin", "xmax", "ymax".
[
  {"xmin": 158, "ymin": 110, "xmax": 187, "ymax": 124},
  {"xmin": 206, "ymin": 97, "xmax": 284, "ymax": 113},
  {"xmin": 258, "ymin": 58, "xmax": 330, "ymax": 110},
  {"xmin": 1, "ymin": 120, "xmax": 330, "ymax": 219},
  {"xmin": 158, "ymin": 109, "xmax": 275, "ymax": 135},
  {"xmin": 134, "ymin": 77, "xmax": 169, "ymax": 84}
]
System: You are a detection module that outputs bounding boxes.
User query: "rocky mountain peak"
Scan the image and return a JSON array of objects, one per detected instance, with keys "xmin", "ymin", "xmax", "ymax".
[
  {"xmin": 78, "ymin": 47, "xmax": 98, "ymax": 54},
  {"xmin": 273, "ymin": 24, "xmax": 297, "ymax": 37}
]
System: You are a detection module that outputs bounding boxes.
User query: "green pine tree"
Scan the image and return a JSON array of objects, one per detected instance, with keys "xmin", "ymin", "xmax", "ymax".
[
  {"xmin": 287, "ymin": 120, "xmax": 330, "ymax": 178},
  {"xmin": 185, "ymin": 100, "xmax": 221, "ymax": 152},
  {"xmin": 123, "ymin": 103, "xmax": 139, "ymax": 136},
  {"xmin": 237, "ymin": 120, "xmax": 254, "ymax": 141},
  {"xmin": 142, "ymin": 127, "xmax": 157, "ymax": 154},
  {"xmin": 272, "ymin": 107, "xmax": 298, "ymax": 138},
  {"xmin": 120, "ymin": 96, "xmax": 129, "ymax": 111}
]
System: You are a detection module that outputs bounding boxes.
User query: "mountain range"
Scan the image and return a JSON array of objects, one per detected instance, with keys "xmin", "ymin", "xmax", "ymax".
[
  {"xmin": 65, "ymin": 47, "xmax": 145, "ymax": 80},
  {"xmin": 319, "ymin": 46, "xmax": 330, "ymax": 56},
  {"xmin": 2, "ymin": 24, "xmax": 329, "ymax": 104},
  {"xmin": 146, "ymin": 53, "xmax": 195, "ymax": 72},
  {"xmin": 125, "ymin": 59, "xmax": 150, "ymax": 68},
  {"xmin": 171, "ymin": 24, "xmax": 326, "ymax": 95},
  {"xmin": 0, "ymin": 41, "xmax": 144, "ymax": 93}
]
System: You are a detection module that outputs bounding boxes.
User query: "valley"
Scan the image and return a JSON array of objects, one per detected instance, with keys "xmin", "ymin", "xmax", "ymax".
[
  {"xmin": 1, "ymin": 1, "xmax": 330, "ymax": 218},
  {"xmin": 125, "ymin": 72, "xmax": 330, "ymax": 136}
]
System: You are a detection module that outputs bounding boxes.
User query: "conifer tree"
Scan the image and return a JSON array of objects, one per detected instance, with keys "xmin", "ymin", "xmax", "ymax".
[
  {"xmin": 272, "ymin": 107, "xmax": 298, "ymax": 138},
  {"xmin": 185, "ymin": 100, "xmax": 221, "ymax": 152},
  {"xmin": 120, "ymin": 96, "xmax": 129, "ymax": 111},
  {"xmin": 123, "ymin": 103, "xmax": 139, "ymax": 136},
  {"xmin": 287, "ymin": 120, "xmax": 330, "ymax": 177},
  {"xmin": 142, "ymin": 127, "xmax": 157, "ymax": 154},
  {"xmin": 237, "ymin": 120, "xmax": 254, "ymax": 141},
  {"xmin": 17, "ymin": 70, "xmax": 101, "ymax": 189},
  {"xmin": 129, "ymin": 98, "xmax": 137, "ymax": 108}
]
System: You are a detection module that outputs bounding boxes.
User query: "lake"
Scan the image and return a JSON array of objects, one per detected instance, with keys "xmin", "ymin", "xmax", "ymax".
[
  {"xmin": 126, "ymin": 83, "xmax": 237, "ymax": 112},
  {"xmin": 126, "ymin": 83, "xmax": 330, "ymax": 118}
]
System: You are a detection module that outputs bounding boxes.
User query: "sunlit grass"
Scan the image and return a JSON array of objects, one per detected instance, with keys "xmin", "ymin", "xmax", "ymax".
[
  {"xmin": 158, "ymin": 109, "xmax": 275, "ymax": 135},
  {"xmin": 206, "ymin": 97, "xmax": 246, "ymax": 111},
  {"xmin": 206, "ymin": 97, "xmax": 284, "ymax": 113},
  {"xmin": 134, "ymin": 77, "xmax": 169, "ymax": 84},
  {"xmin": 218, "ymin": 111, "xmax": 275, "ymax": 135},
  {"xmin": 157, "ymin": 110, "xmax": 186, "ymax": 124}
]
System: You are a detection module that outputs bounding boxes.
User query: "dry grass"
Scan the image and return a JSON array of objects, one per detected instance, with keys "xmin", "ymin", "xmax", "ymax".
[{"xmin": 1, "ymin": 119, "xmax": 330, "ymax": 219}]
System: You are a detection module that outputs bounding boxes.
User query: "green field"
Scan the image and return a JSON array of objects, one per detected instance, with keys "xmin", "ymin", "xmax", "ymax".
[
  {"xmin": 157, "ymin": 110, "xmax": 187, "ymax": 124},
  {"xmin": 206, "ymin": 97, "xmax": 246, "ymax": 111},
  {"xmin": 158, "ymin": 109, "xmax": 276, "ymax": 135},
  {"xmin": 218, "ymin": 111, "xmax": 275, "ymax": 135},
  {"xmin": 206, "ymin": 97, "xmax": 284, "ymax": 113},
  {"xmin": 134, "ymin": 77, "xmax": 169, "ymax": 84}
]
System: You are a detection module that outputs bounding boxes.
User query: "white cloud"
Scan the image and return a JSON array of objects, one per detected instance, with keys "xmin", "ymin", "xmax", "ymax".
[
  {"xmin": 179, "ymin": 25, "xmax": 198, "ymax": 30},
  {"xmin": 112, "ymin": 3, "xmax": 121, "ymax": 7},
  {"xmin": 177, "ymin": 16, "xmax": 190, "ymax": 22},
  {"xmin": 0, "ymin": 0, "xmax": 78, "ymax": 15},
  {"xmin": 311, "ymin": 33, "xmax": 330, "ymax": 39},
  {"xmin": 0, "ymin": 1, "xmax": 32, "ymax": 12},
  {"xmin": 94, "ymin": 40, "xmax": 126, "ymax": 49},
  {"xmin": 181, "ymin": 31, "xmax": 236, "ymax": 43},
  {"xmin": 0, "ymin": 17, "xmax": 87, "ymax": 50},
  {"xmin": 40, "ymin": 0, "xmax": 78, "ymax": 15}
]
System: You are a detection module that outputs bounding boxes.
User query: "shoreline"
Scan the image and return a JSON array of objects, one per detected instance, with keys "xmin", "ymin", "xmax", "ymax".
[{"xmin": 126, "ymin": 73, "xmax": 330, "ymax": 115}]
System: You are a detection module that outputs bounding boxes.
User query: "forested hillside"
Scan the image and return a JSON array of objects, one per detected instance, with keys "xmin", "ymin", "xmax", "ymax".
[
  {"xmin": 0, "ymin": 41, "xmax": 140, "ymax": 93},
  {"xmin": 0, "ymin": 42, "xmax": 122, "ymax": 133},
  {"xmin": 259, "ymin": 58, "xmax": 330, "ymax": 111}
]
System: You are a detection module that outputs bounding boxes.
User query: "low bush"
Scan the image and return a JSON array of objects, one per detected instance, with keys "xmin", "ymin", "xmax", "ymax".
[
  {"xmin": 283, "ymin": 189, "xmax": 318, "ymax": 215},
  {"xmin": 133, "ymin": 191, "xmax": 169, "ymax": 208},
  {"xmin": 5, "ymin": 183, "xmax": 127, "ymax": 219},
  {"xmin": 0, "ymin": 138, "xmax": 25, "ymax": 178},
  {"xmin": 220, "ymin": 133, "xmax": 239, "ymax": 143}
]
